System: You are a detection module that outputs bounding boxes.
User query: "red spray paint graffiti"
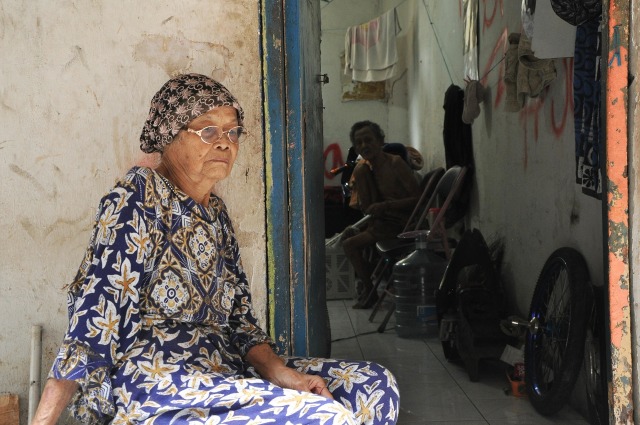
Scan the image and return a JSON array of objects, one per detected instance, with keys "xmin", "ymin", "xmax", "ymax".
[
  {"xmin": 482, "ymin": 0, "xmax": 504, "ymax": 33},
  {"xmin": 480, "ymin": 23, "xmax": 573, "ymax": 136},
  {"xmin": 480, "ymin": 28, "xmax": 509, "ymax": 108},
  {"xmin": 323, "ymin": 143, "xmax": 345, "ymax": 180},
  {"xmin": 550, "ymin": 58, "xmax": 574, "ymax": 138},
  {"xmin": 516, "ymin": 57, "xmax": 574, "ymax": 168}
]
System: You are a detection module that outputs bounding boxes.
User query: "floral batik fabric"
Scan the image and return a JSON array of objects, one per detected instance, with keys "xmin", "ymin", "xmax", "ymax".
[{"xmin": 50, "ymin": 166, "xmax": 399, "ymax": 425}]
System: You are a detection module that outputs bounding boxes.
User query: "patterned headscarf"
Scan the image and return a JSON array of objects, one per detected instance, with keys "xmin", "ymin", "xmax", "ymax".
[{"xmin": 140, "ymin": 73, "xmax": 244, "ymax": 153}]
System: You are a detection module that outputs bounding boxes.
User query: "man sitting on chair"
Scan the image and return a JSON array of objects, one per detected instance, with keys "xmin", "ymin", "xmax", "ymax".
[{"xmin": 342, "ymin": 121, "xmax": 420, "ymax": 309}]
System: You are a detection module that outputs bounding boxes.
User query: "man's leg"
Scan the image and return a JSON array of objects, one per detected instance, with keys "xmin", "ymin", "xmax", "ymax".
[{"xmin": 342, "ymin": 230, "xmax": 379, "ymax": 308}]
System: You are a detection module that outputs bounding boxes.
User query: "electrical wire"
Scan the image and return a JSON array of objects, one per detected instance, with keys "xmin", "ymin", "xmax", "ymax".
[
  {"xmin": 331, "ymin": 329, "xmax": 391, "ymax": 343},
  {"xmin": 323, "ymin": 0, "xmax": 412, "ymax": 30},
  {"xmin": 479, "ymin": 53, "xmax": 507, "ymax": 82},
  {"xmin": 422, "ymin": 0, "xmax": 454, "ymax": 85}
]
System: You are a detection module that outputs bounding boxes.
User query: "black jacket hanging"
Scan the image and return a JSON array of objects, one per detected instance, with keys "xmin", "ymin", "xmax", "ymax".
[
  {"xmin": 442, "ymin": 84, "xmax": 474, "ymax": 226},
  {"xmin": 443, "ymin": 84, "xmax": 474, "ymax": 170}
]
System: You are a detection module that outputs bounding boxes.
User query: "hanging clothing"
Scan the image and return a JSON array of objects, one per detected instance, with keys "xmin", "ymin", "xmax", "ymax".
[
  {"xmin": 462, "ymin": 80, "xmax": 486, "ymax": 124},
  {"xmin": 344, "ymin": 8, "xmax": 400, "ymax": 82},
  {"xmin": 574, "ymin": 17, "xmax": 602, "ymax": 199},
  {"xmin": 443, "ymin": 85, "xmax": 474, "ymax": 226},
  {"xmin": 504, "ymin": 33, "xmax": 557, "ymax": 112},
  {"xmin": 443, "ymin": 85, "xmax": 474, "ymax": 170}
]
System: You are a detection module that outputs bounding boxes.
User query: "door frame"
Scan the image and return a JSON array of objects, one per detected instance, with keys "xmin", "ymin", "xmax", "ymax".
[
  {"xmin": 261, "ymin": 0, "xmax": 325, "ymax": 357},
  {"xmin": 262, "ymin": 0, "xmax": 292, "ymax": 355}
]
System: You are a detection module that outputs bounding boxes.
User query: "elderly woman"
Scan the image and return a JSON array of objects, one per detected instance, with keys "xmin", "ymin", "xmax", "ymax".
[{"xmin": 31, "ymin": 74, "xmax": 399, "ymax": 425}]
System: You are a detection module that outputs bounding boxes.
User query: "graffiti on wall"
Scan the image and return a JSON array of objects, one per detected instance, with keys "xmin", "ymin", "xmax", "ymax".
[
  {"xmin": 480, "ymin": 28, "xmax": 508, "ymax": 107},
  {"xmin": 481, "ymin": 0, "xmax": 504, "ymax": 33},
  {"xmin": 323, "ymin": 143, "xmax": 345, "ymax": 180},
  {"xmin": 549, "ymin": 58, "xmax": 574, "ymax": 139},
  {"xmin": 608, "ymin": 24, "xmax": 622, "ymax": 67},
  {"xmin": 477, "ymin": 0, "xmax": 574, "ymax": 169}
]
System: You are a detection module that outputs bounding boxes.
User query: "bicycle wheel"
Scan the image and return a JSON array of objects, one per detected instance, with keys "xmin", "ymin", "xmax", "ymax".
[
  {"xmin": 584, "ymin": 285, "xmax": 609, "ymax": 424},
  {"xmin": 525, "ymin": 247, "xmax": 593, "ymax": 416}
]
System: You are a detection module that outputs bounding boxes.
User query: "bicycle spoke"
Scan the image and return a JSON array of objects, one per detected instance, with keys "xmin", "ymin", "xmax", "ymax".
[
  {"xmin": 533, "ymin": 264, "xmax": 574, "ymax": 390},
  {"xmin": 525, "ymin": 249, "xmax": 592, "ymax": 416}
]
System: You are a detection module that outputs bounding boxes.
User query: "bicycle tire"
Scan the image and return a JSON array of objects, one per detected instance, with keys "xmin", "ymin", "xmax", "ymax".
[
  {"xmin": 525, "ymin": 247, "xmax": 593, "ymax": 416},
  {"xmin": 585, "ymin": 285, "xmax": 609, "ymax": 424}
]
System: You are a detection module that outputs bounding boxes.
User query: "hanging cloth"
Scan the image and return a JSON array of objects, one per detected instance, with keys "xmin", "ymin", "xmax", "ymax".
[
  {"xmin": 503, "ymin": 32, "xmax": 557, "ymax": 112},
  {"xmin": 443, "ymin": 84, "xmax": 474, "ymax": 226},
  {"xmin": 344, "ymin": 8, "xmax": 400, "ymax": 82},
  {"xmin": 574, "ymin": 16, "xmax": 602, "ymax": 199}
]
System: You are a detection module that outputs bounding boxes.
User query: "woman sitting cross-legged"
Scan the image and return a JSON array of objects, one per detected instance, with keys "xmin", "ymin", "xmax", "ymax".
[{"xmin": 31, "ymin": 74, "xmax": 400, "ymax": 425}]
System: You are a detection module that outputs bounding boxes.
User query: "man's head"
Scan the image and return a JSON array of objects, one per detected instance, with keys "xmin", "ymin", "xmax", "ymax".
[
  {"xmin": 349, "ymin": 121, "xmax": 385, "ymax": 161},
  {"xmin": 349, "ymin": 121, "xmax": 385, "ymax": 145}
]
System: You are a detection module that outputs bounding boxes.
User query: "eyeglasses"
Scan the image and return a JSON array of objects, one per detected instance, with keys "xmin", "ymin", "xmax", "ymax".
[{"xmin": 187, "ymin": 125, "xmax": 245, "ymax": 145}]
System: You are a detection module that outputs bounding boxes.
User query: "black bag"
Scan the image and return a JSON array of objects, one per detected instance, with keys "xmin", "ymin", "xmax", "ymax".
[{"xmin": 550, "ymin": 0, "xmax": 602, "ymax": 26}]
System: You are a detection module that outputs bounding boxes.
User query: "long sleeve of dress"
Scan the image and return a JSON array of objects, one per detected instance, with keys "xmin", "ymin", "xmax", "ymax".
[
  {"xmin": 217, "ymin": 208, "xmax": 274, "ymax": 357},
  {"xmin": 49, "ymin": 175, "xmax": 148, "ymax": 421},
  {"xmin": 49, "ymin": 167, "xmax": 281, "ymax": 424}
]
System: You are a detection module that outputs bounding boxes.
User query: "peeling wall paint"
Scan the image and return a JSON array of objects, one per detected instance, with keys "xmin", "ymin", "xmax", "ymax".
[
  {"xmin": 629, "ymin": 0, "xmax": 640, "ymax": 421},
  {"xmin": 606, "ymin": 0, "xmax": 633, "ymax": 423}
]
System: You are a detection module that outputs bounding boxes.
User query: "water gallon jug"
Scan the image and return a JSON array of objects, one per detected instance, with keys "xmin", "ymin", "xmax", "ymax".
[{"xmin": 393, "ymin": 234, "xmax": 448, "ymax": 338}]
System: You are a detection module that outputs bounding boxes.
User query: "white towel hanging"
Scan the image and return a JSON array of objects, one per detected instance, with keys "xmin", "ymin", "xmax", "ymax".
[{"xmin": 344, "ymin": 8, "xmax": 400, "ymax": 82}]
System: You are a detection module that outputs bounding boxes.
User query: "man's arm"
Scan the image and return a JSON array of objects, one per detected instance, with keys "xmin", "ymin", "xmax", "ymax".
[
  {"xmin": 367, "ymin": 156, "xmax": 420, "ymax": 216},
  {"xmin": 349, "ymin": 162, "xmax": 379, "ymax": 212}
]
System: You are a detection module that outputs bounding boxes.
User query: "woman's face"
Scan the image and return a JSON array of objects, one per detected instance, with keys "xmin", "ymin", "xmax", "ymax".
[
  {"xmin": 352, "ymin": 126, "xmax": 383, "ymax": 161},
  {"xmin": 163, "ymin": 105, "xmax": 240, "ymax": 187}
]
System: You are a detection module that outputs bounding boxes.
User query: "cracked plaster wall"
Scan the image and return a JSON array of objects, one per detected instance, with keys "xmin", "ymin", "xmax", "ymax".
[{"xmin": 0, "ymin": 2, "xmax": 264, "ymax": 422}]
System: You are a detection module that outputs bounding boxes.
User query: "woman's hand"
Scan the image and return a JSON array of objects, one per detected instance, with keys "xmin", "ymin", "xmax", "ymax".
[
  {"xmin": 245, "ymin": 344, "xmax": 332, "ymax": 399},
  {"xmin": 266, "ymin": 365, "xmax": 333, "ymax": 399}
]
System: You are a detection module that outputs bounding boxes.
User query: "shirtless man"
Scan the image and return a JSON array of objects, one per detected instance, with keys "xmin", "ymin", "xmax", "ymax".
[{"xmin": 342, "ymin": 121, "xmax": 420, "ymax": 309}]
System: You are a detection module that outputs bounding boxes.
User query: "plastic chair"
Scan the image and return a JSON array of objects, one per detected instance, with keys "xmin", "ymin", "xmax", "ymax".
[
  {"xmin": 355, "ymin": 167, "xmax": 445, "ymax": 311},
  {"xmin": 369, "ymin": 166, "xmax": 469, "ymax": 331}
]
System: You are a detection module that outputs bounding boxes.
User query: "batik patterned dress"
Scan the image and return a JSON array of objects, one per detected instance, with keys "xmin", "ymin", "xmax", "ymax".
[{"xmin": 50, "ymin": 166, "xmax": 400, "ymax": 425}]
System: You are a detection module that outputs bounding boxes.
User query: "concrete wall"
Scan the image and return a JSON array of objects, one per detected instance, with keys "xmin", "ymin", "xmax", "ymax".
[
  {"xmin": 0, "ymin": 1, "xmax": 265, "ymax": 422},
  {"xmin": 414, "ymin": 1, "xmax": 604, "ymax": 313}
]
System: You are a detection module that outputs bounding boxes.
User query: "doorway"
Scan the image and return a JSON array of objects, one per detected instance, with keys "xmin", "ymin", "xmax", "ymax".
[
  {"xmin": 262, "ymin": 0, "xmax": 328, "ymax": 357},
  {"xmin": 275, "ymin": 0, "xmax": 633, "ymax": 423}
]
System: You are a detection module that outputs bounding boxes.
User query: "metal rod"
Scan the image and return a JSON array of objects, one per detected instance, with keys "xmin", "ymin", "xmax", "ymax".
[{"xmin": 28, "ymin": 325, "xmax": 42, "ymax": 423}]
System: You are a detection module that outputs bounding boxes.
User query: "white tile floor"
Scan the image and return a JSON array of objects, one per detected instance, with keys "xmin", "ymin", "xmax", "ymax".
[{"xmin": 328, "ymin": 299, "xmax": 590, "ymax": 425}]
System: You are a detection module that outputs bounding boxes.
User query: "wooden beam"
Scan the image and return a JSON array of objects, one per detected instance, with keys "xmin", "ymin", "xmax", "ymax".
[
  {"xmin": 604, "ymin": 0, "xmax": 633, "ymax": 423},
  {"xmin": 0, "ymin": 394, "xmax": 20, "ymax": 425}
]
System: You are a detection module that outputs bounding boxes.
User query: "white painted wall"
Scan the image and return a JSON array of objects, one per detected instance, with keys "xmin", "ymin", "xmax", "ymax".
[
  {"xmin": 409, "ymin": 1, "xmax": 604, "ymax": 314},
  {"xmin": 0, "ymin": 2, "xmax": 265, "ymax": 422},
  {"xmin": 321, "ymin": 0, "xmax": 410, "ymax": 186}
]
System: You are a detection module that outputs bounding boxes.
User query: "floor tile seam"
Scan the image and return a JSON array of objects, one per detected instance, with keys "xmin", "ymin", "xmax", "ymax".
[
  {"xmin": 423, "ymin": 337, "xmax": 491, "ymax": 423},
  {"xmin": 341, "ymin": 299, "xmax": 367, "ymax": 359}
]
